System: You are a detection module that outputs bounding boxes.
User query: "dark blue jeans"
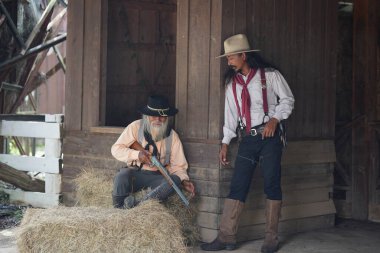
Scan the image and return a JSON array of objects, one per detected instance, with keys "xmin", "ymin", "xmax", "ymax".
[
  {"xmin": 113, "ymin": 168, "xmax": 181, "ymax": 197},
  {"xmin": 228, "ymin": 131, "xmax": 283, "ymax": 202}
]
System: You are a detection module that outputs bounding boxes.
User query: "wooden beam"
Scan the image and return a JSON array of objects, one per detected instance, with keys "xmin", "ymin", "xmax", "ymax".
[
  {"xmin": 0, "ymin": 154, "xmax": 61, "ymax": 173},
  {"xmin": 352, "ymin": 0, "xmax": 374, "ymax": 220},
  {"xmin": 0, "ymin": 0, "xmax": 26, "ymax": 48},
  {"xmin": 176, "ymin": 0, "xmax": 190, "ymax": 136},
  {"xmin": 21, "ymin": 0, "xmax": 58, "ymax": 54},
  {"xmin": 0, "ymin": 161, "xmax": 44, "ymax": 192},
  {"xmin": 3, "ymin": 189, "xmax": 59, "ymax": 208},
  {"xmin": 47, "ymin": 7, "xmax": 67, "ymax": 31},
  {"xmin": 124, "ymin": 0, "xmax": 176, "ymax": 12},
  {"xmin": 0, "ymin": 120, "xmax": 62, "ymax": 139},
  {"xmin": 52, "ymin": 46, "xmax": 66, "ymax": 73},
  {"xmin": 81, "ymin": 0, "xmax": 103, "ymax": 130},
  {"xmin": 0, "ymin": 33, "xmax": 66, "ymax": 72},
  {"xmin": 8, "ymin": 33, "xmax": 67, "ymax": 114},
  {"xmin": 64, "ymin": 0, "xmax": 84, "ymax": 131},
  {"xmin": 197, "ymin": 200, "xmax": 336, "ymax": 229},
  {"xmin": 200, "ymin": 214, "xmax": 335, "ymax": 243}
]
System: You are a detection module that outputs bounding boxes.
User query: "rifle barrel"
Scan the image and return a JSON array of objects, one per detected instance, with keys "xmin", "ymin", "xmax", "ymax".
[{"xmin": 151, "ymin": 156, "xmax": 189, "ymax": 207}]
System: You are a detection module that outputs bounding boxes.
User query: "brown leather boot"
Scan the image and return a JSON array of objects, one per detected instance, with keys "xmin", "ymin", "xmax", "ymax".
[
  {"xmin": 261, "ymin": 199, "xmax": 282, "ymax": 253},
  {"xmin": 201, "ymin": 198, "xmax": 244, "ymax": 251}
]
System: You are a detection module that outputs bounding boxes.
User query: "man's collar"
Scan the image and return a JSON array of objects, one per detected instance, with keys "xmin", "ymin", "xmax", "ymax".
[{"xmin": 237, "ymin": 68, "xmax": 252, "ymax": 78}]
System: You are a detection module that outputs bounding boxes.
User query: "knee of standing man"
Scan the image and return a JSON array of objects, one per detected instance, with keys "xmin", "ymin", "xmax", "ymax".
[{"xmin": 264, "ymin": 183, "xmax": 282, "ymax": 200}]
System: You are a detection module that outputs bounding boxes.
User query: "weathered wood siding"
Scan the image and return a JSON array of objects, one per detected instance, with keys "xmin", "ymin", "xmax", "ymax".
[
  {"xmin": 65, "ymin": 0, "xmax": 106, "ymax": 131},
  {"xmin": 175, "ymin": 0, "xmax": 337, "ymax": 241},
  {"xmin": 352, "ymin": 0, "xmax": 380, "ymax": 221},
  {"xmin": 63, "ymin": 0, "xmax": 338, "ymax": 242},
  {"xmin": 63, "ymin": 130, "xmax": 336, "ymax": 242},
  {"xmin": 106, "ymin": 0, "xmax": 177, "ymax": 126},
  {"xmin": 246, "ymin": 0, "xmax": 337, "ymax": 140}
]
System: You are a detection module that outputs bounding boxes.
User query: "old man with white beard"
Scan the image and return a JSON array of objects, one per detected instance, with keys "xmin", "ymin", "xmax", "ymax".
[{"xmin": 111, "ymin": 95, "xmax": 195, "ymax": 208}]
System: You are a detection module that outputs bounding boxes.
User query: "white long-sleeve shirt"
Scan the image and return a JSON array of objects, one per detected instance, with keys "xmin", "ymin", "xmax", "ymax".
[{"xmin": 222, "ymin": 69, "xmax": 295, "ymax": 145}]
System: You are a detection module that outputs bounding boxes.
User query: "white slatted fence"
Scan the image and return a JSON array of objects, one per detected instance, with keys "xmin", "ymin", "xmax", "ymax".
[{"xmin": 0, "ymin": 114, "xmax": 63, "ymax": 208}]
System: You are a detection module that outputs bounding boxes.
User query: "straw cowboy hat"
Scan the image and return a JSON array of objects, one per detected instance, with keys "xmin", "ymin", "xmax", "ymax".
[
  {"xmin": 138, "ymin": 95, "xmax": 178, "ymax": 117},
  {"xmin": 217, "ymin": 34, "xmax": 259, "ymax": 58}
]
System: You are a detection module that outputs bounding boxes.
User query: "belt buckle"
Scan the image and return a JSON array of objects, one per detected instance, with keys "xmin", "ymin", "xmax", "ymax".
[{"xmin": 250, "ymin": 128, "xmax": 257, "ymax": 136}]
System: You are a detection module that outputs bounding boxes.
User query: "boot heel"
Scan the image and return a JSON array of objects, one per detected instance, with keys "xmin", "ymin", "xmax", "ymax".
[{"xmin": 225, "ymin": 243, "xmax": 237, "ymax": 250}]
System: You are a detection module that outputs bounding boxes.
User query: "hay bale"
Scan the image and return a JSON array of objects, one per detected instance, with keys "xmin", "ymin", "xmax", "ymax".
[
  {"xmin": 74, "ymin": 168, "xmax": 199, "ymax": 245},
  {"xmin": 73, "ymin": 168, "xmax": 114, "ymax": 207},
  {"xmin": 164, "ymin": 195, "xmax": 199, "ymax": 245},
  {"xmin": 17, "ymin": 201, "xmax": 187, "ymax": 253}
]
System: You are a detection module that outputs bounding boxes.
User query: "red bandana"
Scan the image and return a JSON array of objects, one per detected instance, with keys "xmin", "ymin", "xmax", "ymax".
[{"xmin": 233, "ymin": 69, "xmax": 257, "ymax": 133}]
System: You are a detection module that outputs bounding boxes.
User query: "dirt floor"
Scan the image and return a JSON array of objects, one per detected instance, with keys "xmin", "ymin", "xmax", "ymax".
[{"xmin": 1, "ymin": 219, "xmax": 380, "ymax": 253}]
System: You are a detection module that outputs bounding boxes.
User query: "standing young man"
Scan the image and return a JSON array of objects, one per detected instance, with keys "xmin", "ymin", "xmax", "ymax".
[{"xmin": 201, "ymin": 34, "xmax": 294, "ymax": 253}]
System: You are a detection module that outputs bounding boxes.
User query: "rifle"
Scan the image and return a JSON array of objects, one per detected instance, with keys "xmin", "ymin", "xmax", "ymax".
[{"xmin": 130, "ymin": 141, "xmax": 190, "ymax": 207}]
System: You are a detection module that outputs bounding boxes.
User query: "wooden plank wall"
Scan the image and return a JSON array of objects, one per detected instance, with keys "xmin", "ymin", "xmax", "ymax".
[
  {"xmin": 65, "ymin": 0, "xmax": 106, "ymax": 131},
  {"xmin": 63, "ymin": 0, "xmax": 337, "ymax": 242},
  {"xmin": 106, "ymin": 0, "xmax": 177, "ymax": 127},
  {"xmin": 352, "ymin": 0, "xmax": 380, "ymax": 221},
  {"xmin": 62, "ymin": 130, "xmax": 336, "ymax": 242},
  {"xmin": 175, "ymin": 0, "xmax": 337, "ymax": 241},
  {"xmin": 247, "ymin": 0, "xmax": 337, "ymax": 140}
]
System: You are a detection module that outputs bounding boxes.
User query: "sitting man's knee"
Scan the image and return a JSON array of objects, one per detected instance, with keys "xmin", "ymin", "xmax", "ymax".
[{"xmin": 113, "ymin": 168, "xmax": 134, "ymax": 195}]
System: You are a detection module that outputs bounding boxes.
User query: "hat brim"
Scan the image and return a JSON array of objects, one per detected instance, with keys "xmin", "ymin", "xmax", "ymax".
[
  {"xmin": 138, "ymin": 106, "xmax": 178, "ymax": 117},
  {"xmin": 216, "ymin": 49, "xmax": 260, "ymax": 58}
]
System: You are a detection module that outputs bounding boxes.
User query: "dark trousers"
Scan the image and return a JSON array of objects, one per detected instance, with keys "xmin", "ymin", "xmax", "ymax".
[
  {"xmin": 228, "ymin": 131, "xmax": 283, "ymax": 202},
  {"xmin": 113, "ymin": 168, "xmax": 181, "ymax": 197}
]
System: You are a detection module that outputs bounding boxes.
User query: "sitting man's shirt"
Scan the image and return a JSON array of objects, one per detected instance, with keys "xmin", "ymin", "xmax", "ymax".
[{"xmin": 111, "ymin": 120, "xmax": 189, "ymax": 181}]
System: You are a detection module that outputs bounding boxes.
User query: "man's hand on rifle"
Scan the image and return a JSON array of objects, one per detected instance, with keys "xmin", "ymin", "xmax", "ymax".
[
  {"xmin": 182, "ymin": 180, "xmax": 195, "ymax": 198},
  {"xmin": 138, "ymin": 150, "xmax": 152, "ymax": 166}
]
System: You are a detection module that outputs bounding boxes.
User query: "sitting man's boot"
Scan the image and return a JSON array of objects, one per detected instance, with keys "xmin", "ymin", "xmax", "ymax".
[
  {"xmin": 124, "ymin": 195, "xmax": 137, "ymax": 209},
  {"xmin": 140, "ymin": 175, "xmax": 181, "ymax": 203},
  {"xmin": 261, "ymin": 199, "xmax": 282, "ymax": 253},
  {"xmin": 201, "ymin": 198, "xmax": 244, "ymax": 251},
  {"xmin": 112, "ymin": 195, "xmax": 126, "ymax": 209}
]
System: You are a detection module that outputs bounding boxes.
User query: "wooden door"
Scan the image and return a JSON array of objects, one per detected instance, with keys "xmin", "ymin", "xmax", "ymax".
[{"xmin": 106, "ymin": 0, "xmax": 177, "ymax": 126}]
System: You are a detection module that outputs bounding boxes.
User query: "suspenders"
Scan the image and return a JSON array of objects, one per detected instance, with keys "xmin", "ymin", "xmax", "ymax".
[{"xmin": 137, "ymin": 120, "xmax": 173, "ymax": 166}]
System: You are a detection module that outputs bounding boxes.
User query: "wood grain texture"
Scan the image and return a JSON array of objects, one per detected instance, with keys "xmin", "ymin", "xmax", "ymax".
[{"xmin": 65, "ymin": 0, "xmax": 84, "ymax": 131}]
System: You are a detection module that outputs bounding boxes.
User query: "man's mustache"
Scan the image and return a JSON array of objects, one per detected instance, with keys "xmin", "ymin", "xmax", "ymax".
[{"xmin": 229, "ymin": 65, "xmax": 241, "ymax": 73}]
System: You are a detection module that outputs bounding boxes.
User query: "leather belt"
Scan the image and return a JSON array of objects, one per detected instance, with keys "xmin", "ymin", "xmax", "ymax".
[{"xmin": 249, "ymin": 124, "xmax": 265, "ymax": 136}]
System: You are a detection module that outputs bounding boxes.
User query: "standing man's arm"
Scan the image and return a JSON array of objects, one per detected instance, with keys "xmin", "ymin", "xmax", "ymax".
[
  {"xmin": 262, "ymin": 70, "xmax": 295, "ymax": 138},
  {"xmin": 220, "ymin": 85, "xmax": 239, "ymax": 165}
]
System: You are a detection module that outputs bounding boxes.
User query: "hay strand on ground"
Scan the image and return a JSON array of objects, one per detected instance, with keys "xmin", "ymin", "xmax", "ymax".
[{"xmin": 17, "ymin": 201, "xmax": 187, "ymax": 253}]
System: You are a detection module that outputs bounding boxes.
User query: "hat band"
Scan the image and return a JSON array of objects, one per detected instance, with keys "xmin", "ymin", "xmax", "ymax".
[{"xmin": 147, "ymin": 105, "xmax": 170, "ymax": 116}]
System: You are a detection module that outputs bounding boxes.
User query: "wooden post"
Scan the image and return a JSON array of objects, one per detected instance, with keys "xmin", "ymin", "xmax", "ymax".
[
  {"xmin": 352, "ymin": 0, "xmax": 378, "ymax": 220},
  {"xmin": 45, "ymin": 114, "xmax": 63, "ymax": 194},
  {"xmin": 65, "ymin": 0, "xmax": 84, "ymax": 131}
]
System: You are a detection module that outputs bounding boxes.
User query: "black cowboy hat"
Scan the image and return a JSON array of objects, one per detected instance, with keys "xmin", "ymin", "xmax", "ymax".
[{"xmin": 138, "ymin": 95, "xmax": 178, "ymax": 117}]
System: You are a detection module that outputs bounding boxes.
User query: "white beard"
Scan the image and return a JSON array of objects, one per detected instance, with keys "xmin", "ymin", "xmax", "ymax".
[{"xmin": 142, "ymin": 115, "xmax": 169, "ymax": 142}]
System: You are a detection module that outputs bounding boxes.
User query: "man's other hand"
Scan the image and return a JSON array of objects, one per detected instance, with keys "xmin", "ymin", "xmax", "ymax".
[
  {"xmin": 182, "ymin": 180, "xmax": 195, "ymax": 198},
  {"xmin": 262, "ymin": 118, "xmax": 279, "ymax": 139},
  {"xmin": 219, "ymin": 143, "xmax": 229, "ymax": 165}
]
